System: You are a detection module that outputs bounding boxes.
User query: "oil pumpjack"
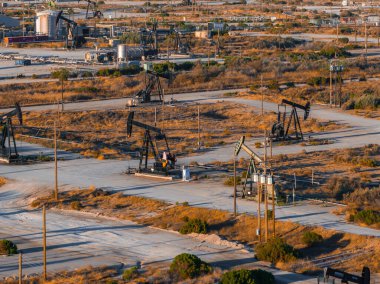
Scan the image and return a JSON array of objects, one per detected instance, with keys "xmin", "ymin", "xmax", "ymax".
[
  {"xmin": 127, "ymin": 111, "xmax": 176, "ymax": 175},
  {"xmin": 271, "ymin": 99, "xmax": 311, "ymax": 141},
  {"xmin": 0, "ymin": 103, "xmax": 23, "ymax": 163}
]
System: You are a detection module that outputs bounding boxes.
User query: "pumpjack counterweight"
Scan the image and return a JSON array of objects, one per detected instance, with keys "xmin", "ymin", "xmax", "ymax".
[
  {"xmin": 0, "ymin": 103, "xmax": 23, "ymax": 163},
  {"xmin": 270, "ymin": 99, "xmax": 310, "ymax": 141},
  {"xmin": 127, "ymin": 111, "xmax": 176, "ymax": 174}
]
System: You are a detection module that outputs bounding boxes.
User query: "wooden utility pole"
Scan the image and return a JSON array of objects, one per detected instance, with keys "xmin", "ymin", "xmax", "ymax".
[
  {"xmin": 264, "ymin": 131, "xmax": 268, "ymax": 242},
  {"xmin": 261, "ymin": 74, "xmax": 263, "ymax": 116},
  {"xmin": 257, "ymin": 178, "xmax": 261, "ymax": 242},
  {"xmin": 329, "ymin": 62, "xmax": 333, "ymax": 107},
  {"xmin": 233, "ymin": 157, "xmax": 237, "ymax": 216},
  {"xmin": 43, "ymin": 205, "xmax": 47, "ymax": 281},
  {"xmin": 54, "ymin": 121, "xmax": 58, "ymax": 200},
  {"xmin": 61, "ymin": 79, "xmax": 64, "ymax": 112},
  {"xmin": 197, "ymin": 105, "xmax": 200, "ymax": 150},
  {"xmin": 336, "ymin": 23, "xmax": 339, "ymax": 41},
  {"xmin": 272, "ymin": 178, "xmax": 275, "ymax": 238},
  {"xmin": 364, "ymin": 22, "xmax": 368, "ymax": 64},
  {"xmin": 19, "ymin": 252, "xmax": 22, "ymax": 284}
]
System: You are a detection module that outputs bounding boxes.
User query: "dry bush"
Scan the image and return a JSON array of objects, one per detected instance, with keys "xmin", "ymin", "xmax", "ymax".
[{"xmin": 0, "ymin": 177, "xmax": 7, "ymax": 187}]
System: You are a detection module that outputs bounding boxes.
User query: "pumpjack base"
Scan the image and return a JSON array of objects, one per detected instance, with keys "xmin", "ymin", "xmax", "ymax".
[
  {"xmin": 135, "ymin": 172, "xmax": 174, "ymax": 181},
  {"xmin": 0, "ymin": 153, "xmax": 20, "ymax": 164}
]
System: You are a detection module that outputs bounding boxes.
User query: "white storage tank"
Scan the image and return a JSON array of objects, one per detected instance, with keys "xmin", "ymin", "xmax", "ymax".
[
  {"xmin": 117, "ymin": 44, "xmax": 128, "ymax": 62},
  {"xmin": 118, "ymin": 45, "xmax": 144, "ymax": 62},
  {"xmin": 36, "ymin": 10, "xmax": 61, "ymax": 39}
]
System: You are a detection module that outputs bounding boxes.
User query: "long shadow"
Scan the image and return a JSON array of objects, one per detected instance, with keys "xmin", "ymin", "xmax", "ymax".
[
  {"xmin": 298, "ymin": 232, "xmax": 350, "ymax": 259},
  {"xmin": 276, "ymin": 211, "xmax": 326, "ymax": 220},
  {"xmin": 210, "ymin": 256, "xmax": 257, "ymax": 269},
  {"xmin": 13, "ymin": 224, "xmax": 142, "ymax": 239},
  {"xmin": 20, "ymin": 241, "xmax": 92, "ymax": 254},
  {"xmin": 208, "ymin": 219, "xmax": 237, "ymax": 231}
]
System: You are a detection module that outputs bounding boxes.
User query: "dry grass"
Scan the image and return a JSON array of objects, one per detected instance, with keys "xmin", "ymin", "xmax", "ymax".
[
  {"xmin": 0, "ymin": 177, "xmax": 7, "ymax": 187},
  {"xmin": 19, "ymin": 101, "xmax": 340, "ymax": 159},
  {"xmin": 31, "ymin": 187, "xmax": 380, "ymax": 274}
]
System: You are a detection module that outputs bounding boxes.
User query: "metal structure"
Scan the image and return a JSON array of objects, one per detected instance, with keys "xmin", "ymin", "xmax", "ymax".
[
  {"xmin": 0, "ymin": 103, "xmax": 22, "ymax": 162},
  {"xmin": 127, "ymin": 111, "xmax": 176, "ymax": 174},
  {"xmin": 55, "ymin": 11, "xmax": 84, "ymax": 49},
  {"xmin": 320, "ymin": 267, "xmax": 370, "ymax": 284},
  {"xmin": 271, "ymin": 99, "xmax": 310, "ymax": 141},
  {"xmin": 133, "ymin": 70, "xmax": 170, "ymax": 104},
  {"xmin": 329, "ymin": 61, "xmax": 344, "ymax": 108},
  {"xmin": 234, "ymin": 136, "xmax": 263, "ymax": 198},
  {"xmin": 78, "ymin": 0, "xmax": 103, "ymax": 19}
]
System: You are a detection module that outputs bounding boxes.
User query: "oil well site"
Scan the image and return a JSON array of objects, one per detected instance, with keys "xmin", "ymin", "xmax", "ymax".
[{"xmin": 0, "ymin": 0, "xmax": 379, "ymax": 283}]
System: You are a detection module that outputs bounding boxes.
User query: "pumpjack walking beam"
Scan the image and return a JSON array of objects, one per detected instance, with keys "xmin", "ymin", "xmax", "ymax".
[
  {"xmin": 271, "ymin": 99, "xmax": 310, "ymax": 141},
  {"xmin": 0, "ymin": 103, "xmax": 23, "ymax": 162},
  {"xmin": 127, "ymin": 111, "xmax": 176, "ymax": 173},
  {"xmin": 78, "ymin": 0, "xmax": 103, "ymax": 19}
]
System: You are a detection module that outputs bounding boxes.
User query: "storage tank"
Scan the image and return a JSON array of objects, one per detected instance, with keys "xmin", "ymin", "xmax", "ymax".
[
  {"xmin": 35, "ymin": 10, "xmax": 61, "ymax": 39},
  {"xmin": 117, "ymin": 45, "xmax": 144, "ymax": 62},
  {"xmin": 117, "ymin": 44, "xmax": 127, "ymax": 62}
]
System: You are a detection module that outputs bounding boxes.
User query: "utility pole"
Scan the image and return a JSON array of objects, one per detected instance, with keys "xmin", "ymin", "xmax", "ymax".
[
  {"xmin": 257, "ymin": 176, "xmax": 261, "ymax": 242},
  {"xmin": 264, "ymin": 131, "xmax": 268, "ymax": 242},
  {"xmin": 233, "ymin": 156, "xmax": 237, "ymax": 217},
  {"xmin": 197, "ymin": 105, "xmax": 200, "ymax": 150},
  {"xmin": 54, "ymin": 121, "xmax": 58, "ymax": 200},
  {"xmin": 261, "ymin": 74, "xmax": 263, "ymax": 116},
  {"xmin": 154, "ymin": 107, "xmax": 157, "ymax": 127},
  {"xmin": 19, "ymin": 252, "xmax": 22, "ymax": 284},
  {"xmin": 61, "ymin": 79, "xmax": 64, "ymax": 112},
  {"xmin": 336, "ymin": 23, "xmax": 339, "ymax": 41},
  {"xmin": 364, "ymin": 22, "xmax": 368, "ymax": 64},
  {"xmin": 43, "ymin": 205, "xmax": 47, "ymax": 281},
  {"xmin": 329, "ymin": 62, "xmax": 333, "ymax": 107},
  {"xmin": 293, "ymin": 173, "xmax": 296, "ymax": 206},
  {"xmin": 272, "ymin": 177, "xmax": 275, "ymax": 238}
]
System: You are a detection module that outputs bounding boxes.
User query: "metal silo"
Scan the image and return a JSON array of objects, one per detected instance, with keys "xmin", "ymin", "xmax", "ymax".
[
  {"xmin": 36, "ymin": 10, "xmax": 60, "ymax": 39},
  {"xmin": 117, "ymin": 44, "xmax": 128, "ymax": 62}
]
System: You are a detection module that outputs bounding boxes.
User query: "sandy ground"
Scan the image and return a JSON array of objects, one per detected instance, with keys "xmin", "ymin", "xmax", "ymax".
[
  {"xmin": 0, "ymin": 179, "xmax": 315, "ymax": 283},
  {"xmin": 0, "ymin": 89, "xmax": 378, "ymax": 282}
]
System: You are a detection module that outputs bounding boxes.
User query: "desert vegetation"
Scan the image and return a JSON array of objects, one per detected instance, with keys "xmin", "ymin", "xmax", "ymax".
[
  {"xmin": 30, "ymin": 187, "xmax": 380, "ymax": 274},
  {"xmin": 19, "ymin": 102, "xmax": 339, "ymax": 159}
]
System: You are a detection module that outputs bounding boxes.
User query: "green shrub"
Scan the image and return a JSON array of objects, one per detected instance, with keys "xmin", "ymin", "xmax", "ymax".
[
  {"xmin": 221, "ymin": 269, "xmax": 275, "ymax": 284},
  {"xmin": 0, "ymin": 240, "xmax": 18, "ymax": 255},
  {"xmin": 302, "ymin": 231, "xmax": 323, "ymax": 246},
  {"xmin": 169, "ymin": 253, "xmax": 212, "ymax": 280},
  {"xmin": 255, "ymin": 237, "xmax": 297, "ymax": 263},
  {"xmin": 123, "ymin": 266, "xmax": 139, "ymax": 281},
  {"xmin": 179, "ymin": 218, "xmax": 208, "ymax": 234},
  {"xmin": 354, "ymin": 210, "xmax": 380, "ymax": 225},
  {"xmin": 224, "ymin": 176, "xmax": 241, "ymax": 186}
]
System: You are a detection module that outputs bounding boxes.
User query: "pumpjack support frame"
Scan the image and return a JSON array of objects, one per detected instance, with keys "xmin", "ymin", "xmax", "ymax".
[
  {"xmin": 127, "ymin": 111, "xmax": 176, "ymax": 174},
  {"xmin": 234, "ymin": 136, "xmax": 264, "ymax": 198},
  {"xmin": 271, "ymin": 99, "xmax": 310, "ymax": 141},
  {"xmin": 0, "ymin": 103, "xmax": 23, "ymax": 163}
]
